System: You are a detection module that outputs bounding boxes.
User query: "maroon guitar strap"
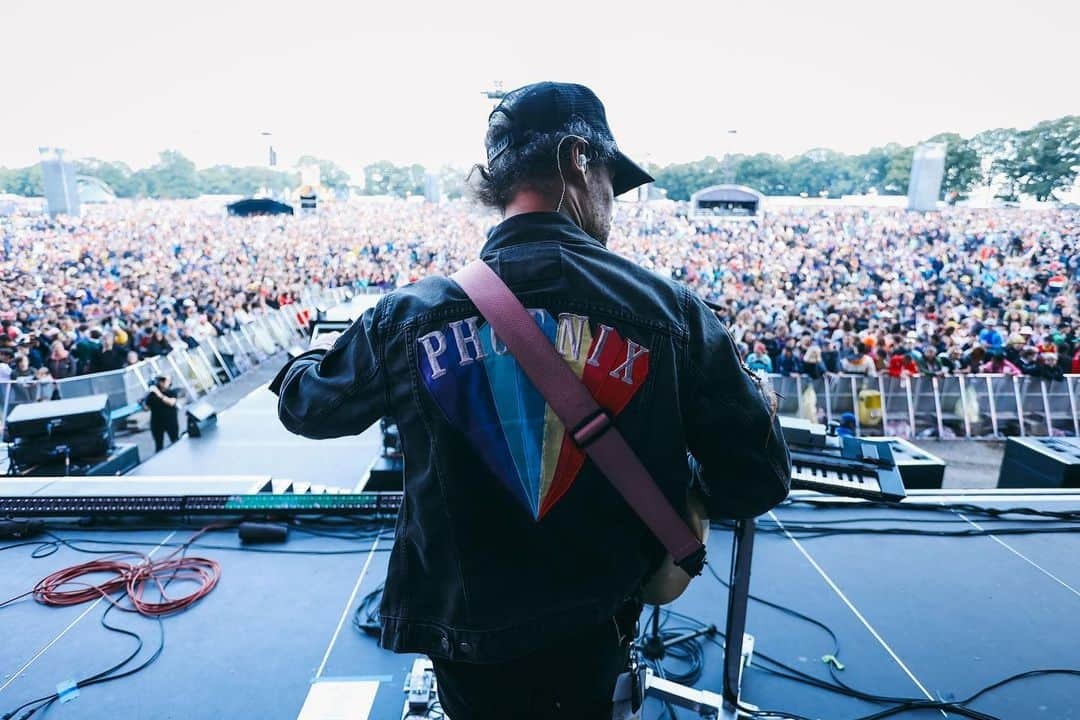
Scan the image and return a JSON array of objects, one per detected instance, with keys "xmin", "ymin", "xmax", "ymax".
[{"xmin": 452, "ymin": 260, "xmax": 705, "ymax": 576}]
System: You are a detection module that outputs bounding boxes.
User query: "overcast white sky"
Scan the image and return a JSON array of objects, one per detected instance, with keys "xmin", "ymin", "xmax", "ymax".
[{"xmin": 1, "ymin": 0, "xmax": 1076, "ymax": 177}]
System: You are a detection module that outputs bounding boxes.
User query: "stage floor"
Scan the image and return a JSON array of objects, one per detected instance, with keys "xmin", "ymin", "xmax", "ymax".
[
  {"xmin": 2, "ymin": 383, "xmax": 1078, "ymax": 719},
  {"xmin": 131, "ymin": 383, "xmax": 384, "ymax": 490}
]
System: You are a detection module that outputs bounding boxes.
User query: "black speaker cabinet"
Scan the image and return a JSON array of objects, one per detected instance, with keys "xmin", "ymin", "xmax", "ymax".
[
  {"xmin": 186, "ymin": 400, "xmax": 218, "ymax": 438},
  {"xmin": 998, "ymin": 437, "xmax": 1080, "ymax": 489}
]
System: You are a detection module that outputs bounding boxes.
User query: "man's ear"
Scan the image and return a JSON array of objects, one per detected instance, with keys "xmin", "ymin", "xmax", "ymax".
[{"xmin": 565, "ymin": 139, "xmax": 590, "ymax": 185}]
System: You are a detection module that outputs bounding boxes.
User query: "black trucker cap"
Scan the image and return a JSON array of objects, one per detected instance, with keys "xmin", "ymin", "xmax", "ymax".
[{"xmin": 486, "ymin": 81, "xmax": 654, "ymax": 197}]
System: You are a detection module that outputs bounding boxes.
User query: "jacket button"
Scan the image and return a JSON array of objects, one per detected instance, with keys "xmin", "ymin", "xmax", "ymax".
[
  {"xmin": 459, "ymin": 642, "xmax": 472, "ymax": 654},
  {"xmin": 439, "ymin": 637, "xmax": 450, "ymax": 651}
]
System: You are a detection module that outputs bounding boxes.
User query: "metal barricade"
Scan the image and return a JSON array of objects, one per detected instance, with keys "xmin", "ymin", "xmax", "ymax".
[
  {"xmin": 250, "ymin": 318, "xmax": 280, "ymax": 356},
  {"xmin": 879, "ymin": 376, "xmax": 912, "ymax": 437},
  {"xmin": 0, "ymin": 304, "xmax": 319, "ymax": 428},
  {"xmin": 768, "ymin": 375, "xmax": 801, "ymax": 417},
  {"xmin": 988, "ymin": 374, "xmax": 1024, "ymax": 437},
  {"xmin": 1067, "ymin": 376, "xmax": 1080, "ymax": 438},
  {"xmin": 214, "ymin": 333, "xmax": 250, "ymax": 375},
  {"xmin": 936, "ymin": 375, "xmax": 970, "ymax": 437},
  {"xmin": 1017, "ymin": 376, "xmax": 1050, "ymax": 436},
  {"xmin": 908, "ymin": 376, "xmax": 937, "ymax": 437},
  {"xmin": 1044, "ymin": 377, "xmax": 1076, "ymax": 436}
]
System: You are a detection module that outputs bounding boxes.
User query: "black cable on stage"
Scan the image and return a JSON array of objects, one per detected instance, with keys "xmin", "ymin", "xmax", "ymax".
[
  {"xmin": 3, "ymin": 527, "xmax": 219, "ymax": 718},
  {"xmin": 743, "ymin": 522, "xmax": 1080, "ymax": 540},
  {"xmin": 3, "ymin": 595, "xmax": 166, "ymax": 720},
  {"xmin": 353, "ymin": 583, "xmax": 384, "ymax": 636},
  {"xmin": 35, "ymin": 532, "xmax": 396, "ymax": 557},
  {"xmin": 635, "ymin": 606, "xmax": 711, "ymax": 687},
  {"xmin": 785, "ymin": 497, "xmax": 1080, "ymax": 523},
  {"xmin": 697, "ymin": 560, "xmax": 1080, "ymax": 720}
]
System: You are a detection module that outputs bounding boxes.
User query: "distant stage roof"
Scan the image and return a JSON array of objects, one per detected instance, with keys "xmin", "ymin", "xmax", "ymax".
[
  {"xmin": 690, "ymin": 184, "xmax": 764, "ymax": 218},
  {"xmin": 227, "ymin": 198, "xmax": 294, "ymax": 216},
  {"xmin": 76, "ymin": 175, "xmax": 117, "ymax": 204}
]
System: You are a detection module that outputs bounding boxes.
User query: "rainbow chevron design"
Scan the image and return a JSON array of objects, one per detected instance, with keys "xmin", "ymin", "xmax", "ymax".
[{"xmin": 417, "ymin": 311, "xmax": 650, "ymax": 520}]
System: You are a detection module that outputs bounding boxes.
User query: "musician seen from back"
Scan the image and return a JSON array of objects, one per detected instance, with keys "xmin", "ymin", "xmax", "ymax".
[{"xmin": 273, "ymin": 81, "xmax": 791, "ymax": 720}]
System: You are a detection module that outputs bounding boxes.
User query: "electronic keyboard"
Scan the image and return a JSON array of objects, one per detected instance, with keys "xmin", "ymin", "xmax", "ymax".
[{"xmin": 781, "ymin": 417, "xmax": 907, "ymax": 502}]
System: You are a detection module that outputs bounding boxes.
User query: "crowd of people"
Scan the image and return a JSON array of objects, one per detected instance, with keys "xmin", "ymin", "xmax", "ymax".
[
  {"xmin": 0, "ymin": 199, "xmax": 1077, "ymax": 395},
  {"xmin": 614, "ymin": 203, "xmax": 1079, "ymax": 381}
]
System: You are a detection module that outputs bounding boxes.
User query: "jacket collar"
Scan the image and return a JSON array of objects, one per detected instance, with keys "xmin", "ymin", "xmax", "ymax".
[{"xmin": 481, "ymin": 212, "xmax": 606, "ymax": 258}]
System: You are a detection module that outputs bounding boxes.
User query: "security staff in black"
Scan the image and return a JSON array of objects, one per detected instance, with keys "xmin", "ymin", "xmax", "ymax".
[
  {"xmin": 144, "ymin": 375, "xmax": 180, "ymax": 452},
  {"xmin": 272, "ymin": 82, "xmax": 790, "ymax": 720}
]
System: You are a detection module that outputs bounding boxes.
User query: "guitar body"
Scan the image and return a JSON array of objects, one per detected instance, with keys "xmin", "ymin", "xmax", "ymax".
[{"xmin": 640, "ymin": 489, "xmax": 709, "ymax": 605}]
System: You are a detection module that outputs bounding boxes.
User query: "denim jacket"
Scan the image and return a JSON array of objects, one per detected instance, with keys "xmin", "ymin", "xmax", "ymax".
[{"xmin": 271, "ymin": 212, "xmax": 790, "ymax": 663}]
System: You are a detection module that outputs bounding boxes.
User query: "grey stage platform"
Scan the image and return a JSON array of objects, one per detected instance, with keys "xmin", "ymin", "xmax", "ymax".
[
  {"xmin": 2, "ymin": 380, "xmax": 1078, "ymax": 719},
  {"xmin": 131, "ymin": 383, "xmax": 384, "ymax": 490},
  {"xmin": 4, "ymin": 492, "xmax": 1078, "ymax": 719}
]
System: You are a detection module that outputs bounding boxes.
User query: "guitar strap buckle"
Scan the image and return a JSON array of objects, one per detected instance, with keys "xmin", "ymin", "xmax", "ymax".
[
  {"xmin": 674, "ymin": 545, "xmax": 707, "ymax": 578},
  {"xmin": 570, "ymin": 408, "xmax": 614, "ymax": 450}
]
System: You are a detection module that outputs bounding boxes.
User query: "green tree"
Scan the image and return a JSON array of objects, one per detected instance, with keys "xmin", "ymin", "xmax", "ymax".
[
  {"xmin": 75, "ymin": 158, "xmax": 136, "ymax": 197},
  {"xmin": 853, "ymin": 144, "xmax": 900, "ymax": 193},
  {"xmin": 438, "ymin": 165, "xmax": 467, "ymax": 200},
  {"xmin": 0, "ymin": 165, "xmax": 44, "ymax": 196},
  {"xmin": 1000, "ymin": 116, "xmax": 1079, "ymax": 201},
  {"xmin": 882, "ymin": 145, "xmax": 914, "ymax": 195},
  {"xmin": 361, "ymin": 161, "xmax": 424, "ymax": 197},
  {"xmin": 133, "ymin": 150, "xmax": 200, "ymax": 199},
  {"xmin": 198, "ymin": 165, "xmax": 295, "ymax": 195},
  {"xmin": 650, "ymin": 156, "xmax": 724, "ymax": 201},
  {"xmin": 925, "ymin": 133, "xmax": 981, "ymax": 199},
  {"xmin": 732, "ymin": 153, "xmax": 788, "ymax": 194},
  {"xmin": 970, "ymin": 127, "xmax": 1019, "ymax": 199}
]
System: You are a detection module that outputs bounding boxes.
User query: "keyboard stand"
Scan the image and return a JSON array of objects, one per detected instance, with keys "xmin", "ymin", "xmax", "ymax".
[{"xmin": 615, "ymin": 518, "xmax": 758, "ymax": 719}]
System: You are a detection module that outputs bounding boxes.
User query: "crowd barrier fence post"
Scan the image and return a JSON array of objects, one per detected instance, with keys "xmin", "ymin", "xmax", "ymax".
[
  {"xmin": 852, "ymin": 376, "xmax": 863, "ymax": 436},
  {"xmin": 956, "ymin": 375, "xmax": 972, "ymax": 438},
  {"xmin": 0, "ymin": 382, "xmax": 10, "ymax": 436},
  {"xmin": 166, "ymin": 352, "xmax": 199, "ymax": 400},
  {"xmin": 903, "ymin": 377, "xmax": 916, "ymax": 437},
  {"xmin": 1012, "ymin": 375, "xmax": 1026, "ymax": 437},
  {"xmin": 1040, "ymin": 380, "xmax": 1054, "ymax": 436},
  {"xmin": 212, "ymin": 339, "xmax": 236, "ymax": 380},
  {"xmin": 237, "ymin": 324, "xmax": 263, "ymax": 362},
  {"xmin": 1068, "ymin": 376, "xmax": 1080, "ymax": 437},
  {"xmin": 931, "ymin": 376, "xmax": 945, "ymax": 438},
  {"xmin": 984, "ymin": 375, "xmax": 999, "ymax": 437},
  {"xmin": 823, "ymin": 375, "xmax": 833, "ymax": 426}
]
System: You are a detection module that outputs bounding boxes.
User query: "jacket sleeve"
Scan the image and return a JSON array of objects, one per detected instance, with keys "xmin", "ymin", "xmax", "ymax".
[
  {"xmin": 270, "ymin": 304, "xmax": 388, "ymax": 439},
  {"xmin": 681, "ymin": 288, "xmax": 791, "ymax": 519}
]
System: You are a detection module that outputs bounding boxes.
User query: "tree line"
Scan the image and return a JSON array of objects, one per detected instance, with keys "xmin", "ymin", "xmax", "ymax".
[
  {"xmin": 650, "ymin": 116, "xmax": 1077, "ymax": 202},
  {"xmin": 0, "ymin": 116, "xmax": 1075, "ymax": 202}
]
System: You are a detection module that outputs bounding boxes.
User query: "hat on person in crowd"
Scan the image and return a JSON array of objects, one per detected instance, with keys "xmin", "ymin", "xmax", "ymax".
[
  {"xmin": 1020, "ymin": 326, "xmax": 1033, "ymax": 336},
  {"xmin": 485, "ymin": 82, "xmax": 654, "ymax": 196},
  {"xmin": 114, "ymin": 327, "xmax": 129, "ymax": 346}
]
